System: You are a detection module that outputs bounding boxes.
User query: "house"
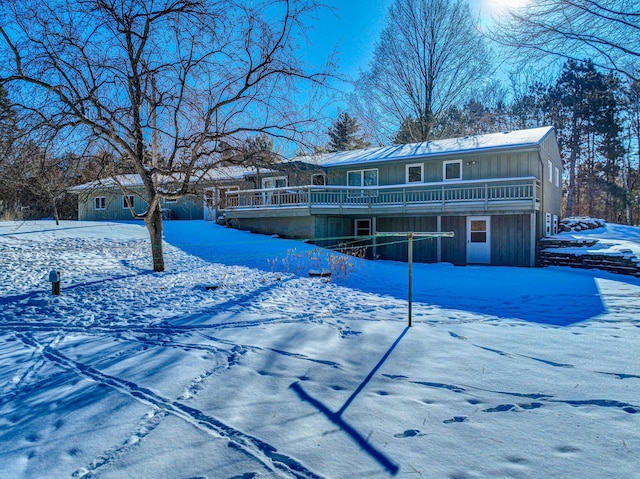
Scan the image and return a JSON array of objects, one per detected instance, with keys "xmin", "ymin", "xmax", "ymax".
[
  {"xmin": 222, "ymin": 126, "xmax": 563, "ymax": 267},
  {"xmin": 69, "ymin": 166, "xmax": 284, "ymax": 221}
]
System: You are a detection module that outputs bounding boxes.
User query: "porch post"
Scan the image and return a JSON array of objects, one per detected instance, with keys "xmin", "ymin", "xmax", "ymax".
[
  {"xmin": 372, "ymin": 217, "xmax": 377, "ymax": 260},
  {"xmin": 530, "ymin": 212, "xmax": 537, "ymax": 267},
  {"xmin": 436, "ymin": 216, "xmax": 442, "ymax": 262}
]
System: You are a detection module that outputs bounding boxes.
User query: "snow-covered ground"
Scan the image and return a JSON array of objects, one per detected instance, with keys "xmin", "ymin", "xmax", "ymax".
[{"xmin": 1, "ymin": 220, "xmax": 639, "ymax": 479}]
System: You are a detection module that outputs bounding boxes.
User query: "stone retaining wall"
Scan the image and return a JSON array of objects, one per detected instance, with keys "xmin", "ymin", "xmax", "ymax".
[{"xmin": 540, "ymin": 237, "xmax": 640, "ymax": 277}]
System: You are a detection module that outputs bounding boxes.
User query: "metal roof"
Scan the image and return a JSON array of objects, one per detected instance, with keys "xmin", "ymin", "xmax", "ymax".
[
  {"xmin": 304, "ymin": 126, "xmax": 555, "ymax": 168},
  {"xmin": 68, "ymin": 166, "xmax": 259, "ymax": 192}
]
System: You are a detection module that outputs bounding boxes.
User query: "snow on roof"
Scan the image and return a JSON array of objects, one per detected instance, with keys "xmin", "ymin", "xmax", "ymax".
[
  {"xmin": 306, "ymin": 126, "xmax": 555, "ymax": 168},
  {"xmin": 68, "ymin": 166, "xmax": 258, "ymax": 192}
]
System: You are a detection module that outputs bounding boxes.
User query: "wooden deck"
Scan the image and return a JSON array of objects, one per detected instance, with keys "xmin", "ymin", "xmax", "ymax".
[{"xmin": 224, "ymin": 177, "xmax": 541, "ymax": 218}]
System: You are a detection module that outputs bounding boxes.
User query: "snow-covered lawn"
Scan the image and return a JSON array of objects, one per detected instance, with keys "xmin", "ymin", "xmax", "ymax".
[{"xmin": 1, "ymin": 220, "xmax": 639, "ymax": 479}]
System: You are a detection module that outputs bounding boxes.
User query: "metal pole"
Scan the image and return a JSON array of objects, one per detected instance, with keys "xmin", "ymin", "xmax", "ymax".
[{"xmin": 408, "ymin": 232, "xmax": 413, "ymax": 327}]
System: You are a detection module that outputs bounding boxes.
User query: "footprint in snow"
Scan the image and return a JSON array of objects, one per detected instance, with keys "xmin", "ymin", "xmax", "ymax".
[
  {"xmin": 555, "ymin": 445, "xmax": 581, "ymax": 455},
  {"xmin": 443, "ymin": 416, "xmax": 468, "ymax": 424},
  {"xmin": 449, "ymin": 331, "xmax": 467, "ymax": 340},
  {"xmin": 393, "ymin": 429, "xmax": 425, "ymax": 438},
  {"xmin": 382, "ymin": 374, "xmax": 408, "ymax": 380},
  {"xmin": 483, "ymin": 402, "xmax": 544, "ymax": 413},
  {"xmin": 483, "ymin": 404, "xmax": 516, "ymax": 413}
]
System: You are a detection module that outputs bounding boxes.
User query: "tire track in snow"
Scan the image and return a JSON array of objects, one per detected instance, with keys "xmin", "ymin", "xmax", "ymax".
[{"xmin": 17, "ymin": 333, "xmax": 324, "ymax": 479}]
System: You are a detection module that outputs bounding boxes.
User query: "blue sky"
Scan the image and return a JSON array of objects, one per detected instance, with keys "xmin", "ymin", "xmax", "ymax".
[{"xmin": 304, "ymin": 0, "xmax": 496, "ymax": 80}]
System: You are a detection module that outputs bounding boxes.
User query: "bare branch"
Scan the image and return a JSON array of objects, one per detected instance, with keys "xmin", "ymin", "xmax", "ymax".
[{"xmin": 0, "ymin": 0, "xmax": 332, "ymax": 270}]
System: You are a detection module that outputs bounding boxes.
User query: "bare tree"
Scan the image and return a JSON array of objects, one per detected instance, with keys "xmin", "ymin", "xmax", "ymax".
[
  {"xmin": 491, "ymin": 0, "xmax": 640, "ymax": 81},
  {"xmin": 350, "ymin": 0, "xmax": 492, "ymax": 143},
  {"xmin": 0, "ymin": 0, "xmax": 330, "ymax": 271}
]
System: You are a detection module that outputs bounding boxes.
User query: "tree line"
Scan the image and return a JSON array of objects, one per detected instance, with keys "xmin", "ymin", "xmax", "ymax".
[
  {"xmin": 333, "ymin": 59, "xmax": 640, "ymax": 224},
  {"xmin": 333, "ymin": 0, "xmax": 640, "ymax": 225}
]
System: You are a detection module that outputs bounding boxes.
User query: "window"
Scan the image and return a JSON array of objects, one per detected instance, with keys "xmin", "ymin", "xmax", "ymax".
[
  {"xmin": 94, "ymin": 197, "xmax": 106, "ymax": 210},
  {"xmin": 470, "ymin": 219, "xmax": 488, "ymax": 243},
  {"xmin": 123, "ymin": 195, "xmax": 135, "ymax": 209},
  {"xmin": 348, "ymin": 171, "xmax": 361, "ymax": 187},
  {"xmin": 406, "ymin": 163, "xmax": 424, "ymax": 183},
  {"xmin": 347, "ymin": 169, "xmax": 378, "ymax": 198},
  {"xmin": 311, "ymin": 173, "xmax": 326, "ymax": 186},
  {"xmin": 355, "ymin": 219, "xmax": 372, "ymax": 237},
  {"xmin": 347, "ymin": 169, "xmax": 378, "ymax": 187},
  {"xmin": 555, "ymin": 167, "xmax": 560, "ymax": 188},
  {"xmin": 548, "ymin": 160, "xmax": 553, "ymax": 182},
  {"xmin": 262, "ymin": 176, "xmax": 288, "ymax": 189},
  {"xmin": 443, "ymin": 160, "xmax": 462, "ymax": 181}
]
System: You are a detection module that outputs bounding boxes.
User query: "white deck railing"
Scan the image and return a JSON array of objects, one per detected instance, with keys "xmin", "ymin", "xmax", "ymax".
[{"xmin": 224, "ymin": 177, "xmax": 541, "ymax": 212}]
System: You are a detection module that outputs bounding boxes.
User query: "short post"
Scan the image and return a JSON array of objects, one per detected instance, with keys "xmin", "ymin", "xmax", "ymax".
[
  {"xmin": 408, "ymin": 232, "xmax": 413, "ymax": 327},
  {"xmin": 49, "ymin": 270, "xmax": 61, "ymax": 296}
]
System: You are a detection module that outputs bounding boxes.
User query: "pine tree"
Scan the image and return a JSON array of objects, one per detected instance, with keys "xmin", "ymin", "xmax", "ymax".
[
  {"xmin": 0, "ymin": 85, "xmax": 17, "ymax": 163},
  {"xmin": 327, "ymin": 113, "xmax": 370, "ymax": 151},
  {"xmin": 547, "ymin": 60, "xmax": 624, "ymax": 218}
]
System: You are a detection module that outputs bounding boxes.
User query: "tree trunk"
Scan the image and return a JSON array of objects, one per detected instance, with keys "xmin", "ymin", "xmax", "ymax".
[
  {"xmin": 623, "ymin": 155, "xmax": 633, "ymax": 225},
  {"xmin": 52, "ymin": 200, "xmax": 60, "ymax": 226},
  {"xmin": 565, "ymin": 155, "xmax": 576, "ymax": 217},
  {"xmin": 145, "ymin": 204, "xmax": 165, "ymax": 272}
]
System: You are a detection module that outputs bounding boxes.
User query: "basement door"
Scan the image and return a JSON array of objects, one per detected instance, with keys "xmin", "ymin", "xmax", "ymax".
[{"xmin": 467, "ymin": 216, "xmax": 491, "ymax": 264}]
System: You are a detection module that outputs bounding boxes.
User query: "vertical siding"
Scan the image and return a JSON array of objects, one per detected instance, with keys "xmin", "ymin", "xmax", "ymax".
[
  {"xmin": 314, "ymin": 216, "xmax": 350, "ymax": 247},
  {"xmin": 314, "ymin": 216, "xmax": 364, "ymax": 255},
  {"xmin": 162, "ymin": 195, "xmax": 204, "ymax": 220},
  {"xmin": 491, "ymin": 214, "xmax": 532, "ymax": 267},
  {"xmin": 424, "ymin": 161, "xmax": 439, "ymax": 182},
  {"xmin": 441, "ymin": 216, "xmax": 466, "ymax": 266},
  {"xmin": 327, "ymin": 216, "xmax": 351, "ymax": 240},
  {"xmin": 540, "ymin": 133, "xmax": 564, "ymax": 227},
  {"xmin": 79, "ymin": 190, "xmax": 147, "ymax": 221},
  {"xmin": 465, "ymin": 151, "xmax": 538, "ymax": 181},
  {"xmin": 234, "ymin": 216, "xmax": 315, "ymax": 239},
  {"xmin": 312, "ymin": 213, "xmax": 533, "ymax": 267},
  {"xmin": 78, "ymin": 188, "xmax": 204, "ymax": 221},
  {"xmin": 375, "ymin": 216, "xmax": 437, "ymax": 262},
  {"xmin": 326, "ymin": 149, "xmax": 542, "ymax": 187}
]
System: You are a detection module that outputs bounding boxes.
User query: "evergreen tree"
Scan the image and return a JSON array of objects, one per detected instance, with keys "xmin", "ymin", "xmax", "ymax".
[
  {"xmin": 621, "ymin": 81, "xmax": 640, "ymax": 224},
  {"xmin": 394, "ymin": 116, "xmax": 424, "ymax": 145},
  {"xmin": 327, "ymin": 112, "xmax": 370, "ymax": 151},
  {"xmin": 431, "ymin": 106, "xmax": 465, "ymax": 139},
  {"xmin": 508, "ymin": 82, "xmax": 547, "ymax": 131},
  {"xmin": 547, "ymin": 59, "xmax": 624, "ymax": 218},
  {"xmin": 0, "ymin": 85, "xmax": 17, "ymax": 163}
]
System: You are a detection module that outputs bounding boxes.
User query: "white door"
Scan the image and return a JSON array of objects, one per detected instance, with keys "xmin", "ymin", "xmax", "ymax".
[{"xmin": 467, "ymin": 216, "xmax": 491, "ymax": 264}]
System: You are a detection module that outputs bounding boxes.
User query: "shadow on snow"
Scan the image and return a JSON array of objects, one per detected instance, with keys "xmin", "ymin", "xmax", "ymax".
[
  {"xmin": 289, "ymin": 327, "xmax": 410, "ymax": 475},
  {"xmin": 161, "ymin": 222, "xmax": 620, "ymax": 327}
]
